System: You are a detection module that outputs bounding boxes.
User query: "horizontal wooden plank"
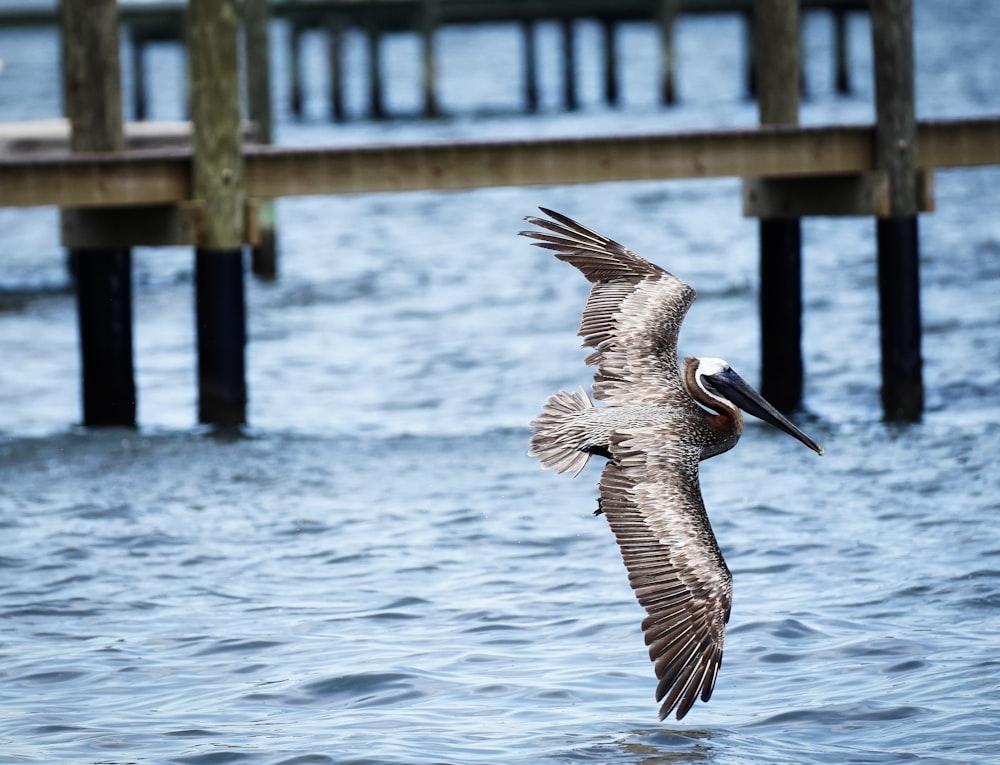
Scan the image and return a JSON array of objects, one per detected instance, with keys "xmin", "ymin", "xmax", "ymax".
[
  {"xmin": 61, "ymin": 203, "xmax": 201, "ymax": 248},
  {"xmin": 743, "ymin": 173, "xmax": 891, "ymax": 217},
  {"xmin": 0, "ymin": 119, "xmax": 258, "ymax": 154},
  {"xmin": 60, "ymin": 201, "xmax": 263, "ymax": 248},
  {"xmin": 0, "ymin": 118, "xmax": 997, "ymax": 209},
  {"xmin": 742, "ymin": 169, "xmax": 935, "ymax": 218}
]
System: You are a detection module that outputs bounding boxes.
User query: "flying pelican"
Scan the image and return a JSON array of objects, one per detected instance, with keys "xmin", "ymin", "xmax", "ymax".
[{"xmin": 523, "ymin": 208, "xmax": 823, "ymax": 721}]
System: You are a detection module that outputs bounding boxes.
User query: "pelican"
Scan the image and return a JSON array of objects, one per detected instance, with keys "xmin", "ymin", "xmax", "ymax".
[{"xmin": 523, "ymin": 208, "xmax": 822, "ymax": 721}]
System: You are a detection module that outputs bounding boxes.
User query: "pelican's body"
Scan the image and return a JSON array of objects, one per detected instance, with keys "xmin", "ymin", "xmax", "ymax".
[{"xmin": 523, "ymin": 208, "xmax": 822, "ymax": 720}]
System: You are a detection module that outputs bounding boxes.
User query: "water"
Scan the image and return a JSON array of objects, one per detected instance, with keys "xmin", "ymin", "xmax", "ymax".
[{"xmin": 2, "ymin": 4, "xmax": 1000, "ymax": 763}]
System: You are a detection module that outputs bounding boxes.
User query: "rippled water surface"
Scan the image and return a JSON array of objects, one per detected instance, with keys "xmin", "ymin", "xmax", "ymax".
[{"xmin": 2, "ymin": 3, "xmax": 1000, "ymax": 763}]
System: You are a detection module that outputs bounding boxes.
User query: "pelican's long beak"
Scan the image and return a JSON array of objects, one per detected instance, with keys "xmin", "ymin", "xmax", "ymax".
[{"xmin": 703, "ymin": 368, "xmax": 824, "ymax": 455}]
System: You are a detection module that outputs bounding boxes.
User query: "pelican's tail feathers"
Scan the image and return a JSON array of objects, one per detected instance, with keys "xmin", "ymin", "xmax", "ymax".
[{"xmin": 529, "ymin": 388, "xmax": 598, "ymax": 478}]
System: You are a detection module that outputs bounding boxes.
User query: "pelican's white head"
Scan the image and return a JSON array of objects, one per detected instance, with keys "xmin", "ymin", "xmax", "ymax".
[{"xmin": 687, "ymin": 356, "xmax": 824, "ymax": 455}]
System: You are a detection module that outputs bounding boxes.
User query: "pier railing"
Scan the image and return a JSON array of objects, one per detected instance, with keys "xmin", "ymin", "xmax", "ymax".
[
  {"xmin": 1, "ymin": 118, "xmax": 997, "ymax": 212},
  {"xmin": 1, "ymin": 0, "xmax": 867, "ymax": 119}
]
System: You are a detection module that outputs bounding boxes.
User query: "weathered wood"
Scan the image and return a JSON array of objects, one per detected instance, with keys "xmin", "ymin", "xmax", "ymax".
[
  {"xmin": 601, "ymin": 18, "xmax": 619, "ymax": 105},
  {"xmin": 1, "ymin": 0, "xmax": 874, "ymax": 31},
  {"xmin": 871, "ymin": 0, "xmax": 922, "ymax": 420},
  {"xmin": 561, "ymin": 19, "xmax": 578, "ymax": 111},
  {"xmin": 743, "ymin": 169, "xmax": 933, "ymax": 217},
  {"xmin": 290, "ymin": 21, "xmax": 306, "ymax": 117},
  {"xmin": 745, "ymin": 172, "xmax": 886, "ymax": 217},
  {"xmin": 62, "ymin": 204, "xmax": 200, "ymax": 248},
  {"xmin": 61, "ymin": 0, "xmax": 136, "ymax": 428},
  {"xmin": 1, "ymin": 119, "xmax": 997, "ymax": 210},
  {"xmin": 521, "ymin": 20, "xmax": 539, "ymax": 112},
  {"xmin": 328, "ymin": 15, "xmax": 348, "ymax": 121},
  {"xmin": 658, "ymin": 0, "xmax": 679, "ymax": 105},
  {"xmin": 61, "ymin": 1, "xmax": 124, "ymax": 152},
  {"xmin": 244, "ymin": 0, "xmax": 273, "ymax": 145},
  {"xmin": 833, "ymin": 9, "xmax": 851, "ymax": 93},
  {"xmin": 367, "ymin": 20, "xmax": 386, "ymax": 119},
  {"xmin": 189, "ymin": 0, "xmax": 244, "ymax": 250},
  {"xmin": 872, "ymin": 0, "xmax": 917, "ymax": 217},
  {"xmin": 244, "ymin": 0, "xmax": 278, "ymax": 278},
  {"xmin": 755, "ymin": 0, "xmax": 799, "ymax": 124},
  {"xmin": 189, "ymin": 0, "xmax": 247, "ymax": 426},
  {"xmin": 421, "ymin": 0, "xmax": 441, "ymax": 118},
  {"xmin": 754, "ymin": 0, "xmax": 802, "ymax": 412}
]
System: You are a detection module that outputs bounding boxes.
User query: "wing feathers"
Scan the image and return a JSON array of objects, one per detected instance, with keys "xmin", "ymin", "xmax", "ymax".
[
  {"xmin": 599, "ymin": 452, "xmax": 732, "ymax": 720},
  {"xmin": 521, "ymin": 209, "xmax": 696, "ymax": 406}
]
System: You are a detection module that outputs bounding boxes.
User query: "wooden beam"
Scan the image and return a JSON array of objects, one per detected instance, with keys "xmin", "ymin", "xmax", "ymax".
[
  {"xmin": 0, "ymin": 118, "xmax": 997, "ymax": 210},
  {"xmin": 742, "ymin": 169, "xmax": 933, "ymax": 217}
]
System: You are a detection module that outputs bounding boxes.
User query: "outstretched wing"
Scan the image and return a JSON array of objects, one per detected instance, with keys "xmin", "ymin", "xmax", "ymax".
[
  {"xmin": 600, "ymin": 429, "xmax": 733, "ymax": 720},
  {"xmin": 521, "ymin": 208, "xmax": 696, "ymax": 406}
]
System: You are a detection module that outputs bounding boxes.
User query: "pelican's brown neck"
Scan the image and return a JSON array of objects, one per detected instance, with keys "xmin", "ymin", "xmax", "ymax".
[{"xmin": 682, "ymin": 357, "xmax": 743, "ymax": 458}]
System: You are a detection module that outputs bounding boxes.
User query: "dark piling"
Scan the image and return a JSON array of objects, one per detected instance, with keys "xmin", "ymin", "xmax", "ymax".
[
  {"xmin": 244, "ymin": 0, "xmax": 278, "ymax": 279},
  {"xmin": 658, "ymin": 0, "xmax": 679, "ymax": 105},
  {"xmin": 61, "ymin": 0, "xmax": 136, "ymax": 427},
  {"xmin": 754, "ymin": 0, "xmax": 803, "ymax": 412},
  {"xmin": 561, "ymin": 19, "xmax": 578, "ymax": 111},
  {"xmin": 522, "ymin": 20, "xmax": 539, "ymax": 112},
  {"xmin": 189, "ymin": 0, "xmax": 247, "ymax": 426},
  {"xmin": 871, "ymin": 0, "xmax": 922, "ymax": 420}
]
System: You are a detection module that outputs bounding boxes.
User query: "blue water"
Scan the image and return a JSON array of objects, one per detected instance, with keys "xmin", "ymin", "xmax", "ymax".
[{"xmin": 2, "ymin": 4, "xmax": 1000, "ymax": 764}]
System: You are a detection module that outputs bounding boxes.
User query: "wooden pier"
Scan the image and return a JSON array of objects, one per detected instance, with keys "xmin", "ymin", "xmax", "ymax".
[
  {"xmin": 1, "ymin": 0, "xmax": 998, "ymax": 427},
  {"xmin": 0, "ymin": 0, "xmax": 867, "ymax": 121}
]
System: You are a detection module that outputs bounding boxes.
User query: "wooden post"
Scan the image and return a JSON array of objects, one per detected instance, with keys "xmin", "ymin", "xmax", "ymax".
[
  {"xmin": 61, "ymin": 0, "xmax": 136, "ymax": 428},
  {"xmin": 244, "ymin": 0, "xmax": 277, "ymax": 279},
  {"xmin": 290, "ymin": 21, "xmax": 305, "ymax": 118},
  {"xmin": 601, "ymin": 18, "xmax": 619, "ymax": 106},
  {"xmin": 420, "ymin": 0, "xmax": 440, "ymax": 118},
  {"xmin": 871, "ymin": 0, "xmax": 922, "ymax": 420},
  {"xmin": 367, "ymin": 16, "xmax": 386, "ymax": 120},
  {"xmin": 128, "ymin": 26, "xmax": 148, "ymax": 121},
  {"xmin": 657, "ymin": 0, "xmax": 679, "ymax": 105},
  {"xmin": 561, "ymin": 18, "xmax": 577, "ymax": 111},
  {"xmin": 834, "ymin": 9, "xmax": 851, "ymax": 94},
  {"xmin": 189, "ymin": 0, "xmax": 247, "ymax": 426},
  {"xmin": 744, "ymin": 10, "xmax": 756, "ymax": 98},
  {"xmin": 328, "ymin": 16, "xmax": 347, "ymax": 121},
  {"xmin": 521, "ymin": 20, "xmax": 539, "ymax": 112},
  {"xmin": 754, "ymin": 0, "xmax": 803, "ymax": 412}
]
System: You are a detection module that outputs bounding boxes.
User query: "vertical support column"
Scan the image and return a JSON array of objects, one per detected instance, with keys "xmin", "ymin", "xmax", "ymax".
[
  {"xmin": 601, "ymin": 18, "xmax": 619, "ymax": 106},
  {"xmin": 61, "ymin": 0, "xmax": 136, "ymax": 428},
  {"xmin": 189, "ymin": 0, "xmax": 247, "ymax": 426},
  {"xmin": 754, "ymin": 0, "xmax": 803, "ymax": 412},
  {"xmin": 244, "ymin": 0, "xmax": 278, "ymax": 279},
  {"xmin": 744, "ymin": 11, "xmax": 756, "ymax": 98},
  {"xmin": 129, "ymin": 27, "xmax": 148, "ymax": 121},
  {"xmin": 521, "ymin": 19, "xmax": 539, "ymax": 113},
  {"xmin": 328, "ymin": 16, "xmax": 347, "ymax": 122},
  {"xmin": 834, "ymin": 9, "xmax": 851, "ymax": 94},
  {"xmin": 560, "ymin": 18, "xmax": 577, "ymax": 111},
  {"xmin": 657, "ymin": 0, "xmax": 678, "ymax": 105},
  {"xmin": 290, "ymin": 21, "xmax": 305, "ymax": 118},
  {"xmin": 420, "ymin": 0, "xmax": 440, "ymax": 118},
  {"xmin": 366, "ymin": 15, "xmax": 386, "ymax": 120},
  {"xmin": 871, "ymin": 0, "xmax": 922, "ymax": 421}
]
